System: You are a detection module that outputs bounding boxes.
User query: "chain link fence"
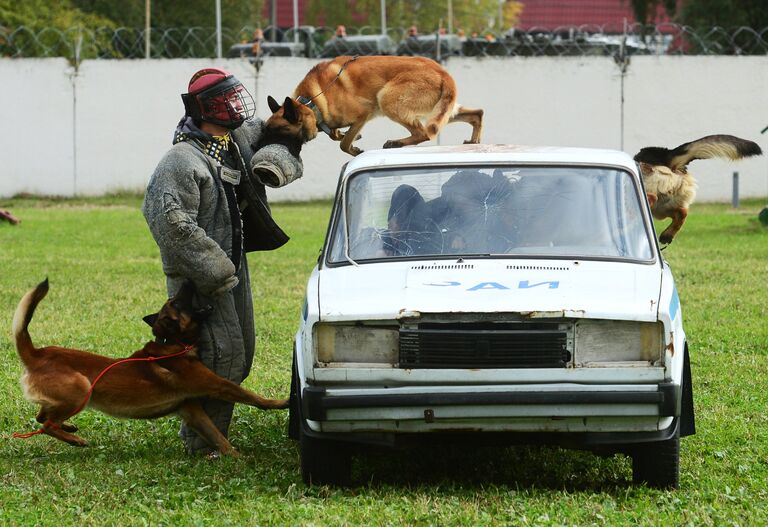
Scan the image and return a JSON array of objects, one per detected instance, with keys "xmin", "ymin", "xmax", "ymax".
[{"xmin": 2, "ymin": 24, "xmax": 767, "ymax": 64}]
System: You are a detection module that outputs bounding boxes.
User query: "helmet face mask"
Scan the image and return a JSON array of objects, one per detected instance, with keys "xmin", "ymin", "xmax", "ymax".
[{"xmin": 182, "ymin": 71, "xmax": 255, "ymax": 129}]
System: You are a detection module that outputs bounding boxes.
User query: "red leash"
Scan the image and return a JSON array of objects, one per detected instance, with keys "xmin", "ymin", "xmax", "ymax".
[{"xmin": 13, "ymin": 343, "xmax": 195, "ymax": 439}]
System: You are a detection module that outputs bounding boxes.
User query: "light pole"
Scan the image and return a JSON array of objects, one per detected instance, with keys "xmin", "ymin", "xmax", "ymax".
[
  {"xmin": 293, "ymin": 0, "xmax": 299, "ymax": 43},
  {"xmin": 144, "ymin": 0, "xmax": 150, "ymax": 59},
  {"xmin": 381, "ymin": 0, "xmax": 387, "ymax": 36},
  {"xmin": 215, "ymin": 0, "xmax": 222, "ymax": 58}
]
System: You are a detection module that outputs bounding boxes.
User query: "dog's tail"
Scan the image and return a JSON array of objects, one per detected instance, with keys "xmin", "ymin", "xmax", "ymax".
[
  {"xmin": 426, "ymin": 77, "xmax": 458, "ymax": 140},
  {"xmin": 635, "ymin": 134, "xmax": 762, "ymax": 172},
  {"xmin": 12, "ymin": 278, "xmax": 49, "ymax": 367}
]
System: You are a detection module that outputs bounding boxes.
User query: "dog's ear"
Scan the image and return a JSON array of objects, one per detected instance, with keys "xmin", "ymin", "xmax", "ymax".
[
  {"xmin": 193, "ymin": 305, "xmax": 214, "ymax": 321},
  {"xmin": 143, "ymin": 313, "xmax": 159, "ymax": 328},
  {"xmin": 283, "ymin": 97, "xmax": 299, "ymax": 124},
  {"xmin": 267, "ymin": 95, "xmax": 282, "ymax": 114},
  {"xmin": 173, "ymin": 280, "xmax": 196, "ymax": 303}
]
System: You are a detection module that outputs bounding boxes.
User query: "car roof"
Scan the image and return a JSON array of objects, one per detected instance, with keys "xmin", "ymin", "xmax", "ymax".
[{"xmin": 344, "ymin": 144, "xmax": 639, "ymax": 175}]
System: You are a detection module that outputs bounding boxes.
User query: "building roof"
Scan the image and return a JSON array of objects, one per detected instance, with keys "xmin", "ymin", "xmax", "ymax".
[{"xmin": 517, "ymin": 0, "xmax": 672, "ymax": 31}]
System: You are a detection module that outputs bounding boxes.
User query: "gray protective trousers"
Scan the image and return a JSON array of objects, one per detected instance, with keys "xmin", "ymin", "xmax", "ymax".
[{"xmin": 142, "ymin": 118, "xmax": 300, "ymax": 453}]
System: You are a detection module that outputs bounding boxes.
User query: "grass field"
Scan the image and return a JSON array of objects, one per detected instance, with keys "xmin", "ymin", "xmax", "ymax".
[{"xmin": 1, "ymin": 195, "xmax": 767, "ymax": 526}]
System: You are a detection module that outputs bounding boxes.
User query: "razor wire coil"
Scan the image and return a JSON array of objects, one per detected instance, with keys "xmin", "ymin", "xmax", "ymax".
[{"xmin": 1, "ymin": 24, "xmax": 767, "ymax": 63}]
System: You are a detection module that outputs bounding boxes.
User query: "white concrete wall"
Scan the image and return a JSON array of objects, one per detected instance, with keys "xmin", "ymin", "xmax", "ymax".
[
  {"xmin": 1, "ymin": 56, "xmax": 766, "ymax": 201},
  {"xmin": 624, "ymin": 56, "xmax": 768, "ymax": 201},
  {"xmin": 0, "ymin": 58, "xmax": 75, "ymax": 196}
]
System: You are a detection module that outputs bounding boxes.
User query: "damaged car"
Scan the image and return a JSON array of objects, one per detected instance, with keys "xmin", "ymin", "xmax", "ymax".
[{"xmin": 289, "ymin": 144, "xmax": 694, "ymax": 488}]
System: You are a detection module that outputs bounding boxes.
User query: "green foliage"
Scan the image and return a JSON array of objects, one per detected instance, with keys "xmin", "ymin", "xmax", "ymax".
[
  {"xmin": 627, "ymin": 0, "xmax": 677, "ymax": 24},
  {"xmin": 72, "ymin": 0, "xmax": 266, "ymax": 30},
  {"xmin": 628, "ymin": 0, "xmax": 768, "ymax": 31},
  {"xmin": 0, "ymin": 0, "xmax": 115, "ymax": 58},
  {"xmin": 0, "ymin": 197, "xmax": 767, "ymax": 525},
  {"xmin": 679, "ymin": 0, "xmax": 768, "ymax": 29},
  {"xmin": 305, "ymin": 0, "xmax": 522, "ymax": 36},
  {"xmin": 676, "ymin": 0, "xmax": 768, "ymax": 54},
  {"xmin": 0, "ymin": 0, "xmax": 112, "ymax": 28}
]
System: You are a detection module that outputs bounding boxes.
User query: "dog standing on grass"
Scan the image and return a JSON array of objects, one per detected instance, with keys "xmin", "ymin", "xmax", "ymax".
[
  {"xmin": 635, "ymin": 134, "xmax": 762, "ymax": 244},
  {"xmin": 12, "ymin": 279, "xmax": 288, "ymax": 456},
  {"xmin": 263, "ymin": 55, "xmax": 484, "ymax": 156}
]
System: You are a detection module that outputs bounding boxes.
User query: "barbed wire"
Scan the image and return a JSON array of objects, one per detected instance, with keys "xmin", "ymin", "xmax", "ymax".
[{"xmin": 1, "ymin": 24, "xmax": 767, "ymax": 63}]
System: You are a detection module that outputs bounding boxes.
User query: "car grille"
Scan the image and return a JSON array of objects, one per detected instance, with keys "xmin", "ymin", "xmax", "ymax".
[{"xmin": 399, "ymin": 322, "xmax": 572, "ymax": 369}]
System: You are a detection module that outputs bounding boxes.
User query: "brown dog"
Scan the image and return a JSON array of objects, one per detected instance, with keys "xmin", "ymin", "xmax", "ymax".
[
  {"xmin": 634, "ymin": 134, "xmax": 762, "ymax": 244},
  {"xmin": 12, "ymin": 279, "xmax": 287, "ymax": 456},
  {"xmin": 264, "ymin": 55, "xmax": 483, "ymax": 156}
]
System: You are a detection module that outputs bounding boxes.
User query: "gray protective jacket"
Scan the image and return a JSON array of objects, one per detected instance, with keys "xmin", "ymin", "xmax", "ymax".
[{"xmin": 142, "ymin": 117, "xmax": 302, "ymax": 452}]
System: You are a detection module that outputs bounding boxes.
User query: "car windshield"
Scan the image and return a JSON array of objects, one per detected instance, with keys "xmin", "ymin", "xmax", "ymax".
[{"xmin": 327, "ymin": 165, "xmax": 654, "ymax": 263}]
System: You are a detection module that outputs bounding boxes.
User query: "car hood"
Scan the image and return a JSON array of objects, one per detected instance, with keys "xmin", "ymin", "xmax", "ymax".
[{"xmin": 318, "ymin": 259, "xmax": 662, "ymax": 322}]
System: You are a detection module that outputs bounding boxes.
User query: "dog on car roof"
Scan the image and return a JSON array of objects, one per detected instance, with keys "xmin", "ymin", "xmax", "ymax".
[
  {"xmin": 634, "ymin": 134, "xmax": 762, "ymax": 244},
  {"xmin": 263, "ymin": 55, "xmax": 484, "ymax": 157}
]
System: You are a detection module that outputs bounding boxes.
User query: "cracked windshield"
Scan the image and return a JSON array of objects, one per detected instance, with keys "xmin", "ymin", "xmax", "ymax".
[{"xmin": 328, "ymin": 166, "xmax": 654, "ymax": 263}]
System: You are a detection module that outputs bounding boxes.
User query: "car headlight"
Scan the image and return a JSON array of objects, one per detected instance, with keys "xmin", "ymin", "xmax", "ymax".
[
  {"xmin": 315, "ymin": 323, "xmax": 399, "ymax": 365},
  {"xmin": 575, "ymin": 320, "xmax": 663, "ymax": 366}
]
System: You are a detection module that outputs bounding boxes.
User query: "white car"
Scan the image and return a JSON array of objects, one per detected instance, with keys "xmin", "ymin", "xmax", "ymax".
[{"xmin": 288, "ymin": 144, "xmax": 695, "ymax": 488}]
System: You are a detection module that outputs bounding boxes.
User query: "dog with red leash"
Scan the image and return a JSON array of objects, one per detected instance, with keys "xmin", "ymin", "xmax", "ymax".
[{"xmin": 12, "ymin": 279, "xmax": 287, "ymax": 456}]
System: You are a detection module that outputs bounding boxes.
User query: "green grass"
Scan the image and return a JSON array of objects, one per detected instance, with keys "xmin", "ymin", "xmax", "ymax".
[{"xmin": 1, "ymin": 195, "xmax": 767, "ymax": 526}]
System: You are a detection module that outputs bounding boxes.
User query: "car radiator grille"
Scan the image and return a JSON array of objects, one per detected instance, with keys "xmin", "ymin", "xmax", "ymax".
[{"xmin": 399, "ymin": 323, "xmax": 571, "ymax": 369}]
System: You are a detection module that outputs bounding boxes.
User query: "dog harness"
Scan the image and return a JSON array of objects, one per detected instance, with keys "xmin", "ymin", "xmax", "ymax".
[
  {"xmin": 297, "ymin": 96, "xmax": 333, "ymax": 137},
  {"xmin": 297, "ymin": 55, "xmax": 360, "ymax": 138}
]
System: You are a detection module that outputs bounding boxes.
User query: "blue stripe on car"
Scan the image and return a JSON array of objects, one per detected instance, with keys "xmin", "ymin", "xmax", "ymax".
[{"xmin": 669, "ymin": 288, "xmax": 680, "ymax": 321}]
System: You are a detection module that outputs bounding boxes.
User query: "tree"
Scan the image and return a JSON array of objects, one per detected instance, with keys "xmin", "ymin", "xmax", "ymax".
[
  {"xmin": 627, "ymin": 0, "xmax": 677, "ymax": 24},
  {"xmin": 678, "ymin": 0, "xmax": 768, "ymax": 29},
  {"xmin": 0, "ymin": 0, "xmax": 113, "ymax": 28},
  {"xmin": 0, "ymin": 0, "xmax": 114, "ymax": 58},
  {"xmin": 72, "ymin": 0, "xmax": 266, "ymax": 31},
  {"xmin": 628, "ymin": 0, "xmax": 768, "ymax": 29},
  {"xmin": 305, "ymin": 0, "xmax": 522, "ymax": 36},
  {"xmin": 678, "ymin": 0, "xmax": 768, "ymax": 54}
]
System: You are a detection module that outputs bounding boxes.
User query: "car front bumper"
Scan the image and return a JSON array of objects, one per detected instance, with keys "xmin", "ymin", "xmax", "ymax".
[{"xmin": 301, "ymin": 383, "xmax": 680, "ymax": 437}]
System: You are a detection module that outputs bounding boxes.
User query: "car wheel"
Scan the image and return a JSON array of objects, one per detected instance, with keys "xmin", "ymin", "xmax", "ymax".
[
  {"xmin": 292, "ymin": 351, "xmax": 353, "ymax": 486},
  {"xmin": 631, "ymin": 428, "xmax": 680, "ymax": 489},
  {"xmin": 299, "ymin": 426, "xmax": 352, "ymax": 486}
]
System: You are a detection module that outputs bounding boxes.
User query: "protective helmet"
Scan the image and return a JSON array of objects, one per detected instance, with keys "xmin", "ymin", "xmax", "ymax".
[{"xmin": 181, "ymin": 68, "xmax": 255, "ymax": 129}]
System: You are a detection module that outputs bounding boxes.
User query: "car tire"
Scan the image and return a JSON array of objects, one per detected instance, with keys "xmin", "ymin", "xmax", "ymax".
[
  {"xmin": 292, "ymin": 352, "xmax": 353, "ymax": 486},
  {"xmin": 299, "ymin": 427, "xmax": 352, "ymax": 486},
  {"xmin": 631, "ymin": 428, "xmax": 680, "ymax": 489}
]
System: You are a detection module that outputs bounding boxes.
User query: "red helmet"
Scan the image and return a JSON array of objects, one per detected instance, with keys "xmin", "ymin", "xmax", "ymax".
[{"xmin": 181, "ymin": 67, "xmax": 255, "ymax": 129}]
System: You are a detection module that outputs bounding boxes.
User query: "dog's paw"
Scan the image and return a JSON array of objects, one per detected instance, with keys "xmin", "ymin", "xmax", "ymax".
[
  {"xmin": 383, "ymin": 140, "xmax": 403, "ymax": 149},
  {"xmin": 67, "ymin": 436, "xmax": 88, "ymax": 447},
  {"xmin": 659, "ymin": 234, "xmax": 674, "ymax": 245},
  {"xmin": 217, "ymin": 447, "xmax": 241, "ymax": 458},
  {"xmin": 61, "ymin": 422, "xmax": 78, "ymax": 433},
  {"xmin": 463, "ymin": 139, "xmax": 480, "ymax": 144}
]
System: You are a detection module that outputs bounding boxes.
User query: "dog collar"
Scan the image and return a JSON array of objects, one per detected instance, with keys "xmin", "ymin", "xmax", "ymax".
[{"xmin": 297, "ymin": 95, "xmax": 333, "ymax": 137}]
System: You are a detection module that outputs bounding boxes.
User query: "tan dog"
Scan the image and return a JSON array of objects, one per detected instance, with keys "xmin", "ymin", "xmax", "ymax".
[
  {"xmin": 634, "ymin": 134, "xmax": 762, "ymax": 244},
  {"xmin": 13, "ymin": 279, "xmax": 287, "ymax": 456},
  {"xmin": 264, "ymin": 55, "xmax": 483, "ymax": 156}
]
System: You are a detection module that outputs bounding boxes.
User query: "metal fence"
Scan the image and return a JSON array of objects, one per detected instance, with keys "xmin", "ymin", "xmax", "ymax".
[{"xmin": 2, "ymin": 24, "xmax": 767, "ymax": 64}]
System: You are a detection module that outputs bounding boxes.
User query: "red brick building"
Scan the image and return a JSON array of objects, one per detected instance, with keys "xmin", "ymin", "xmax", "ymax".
[
  {"xmin": 517, "ymin": 0, "xmax": 674, "ymax": 31},
  {"xmin": 263, "ymin": 0, "xmax": 674, "ymax": 31}
]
